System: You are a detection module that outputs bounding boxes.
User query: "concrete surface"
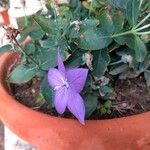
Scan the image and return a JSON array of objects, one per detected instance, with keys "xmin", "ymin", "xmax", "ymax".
[{"xmin": 5, "ymin": 127, "xmax": 37, "ymax": 150}]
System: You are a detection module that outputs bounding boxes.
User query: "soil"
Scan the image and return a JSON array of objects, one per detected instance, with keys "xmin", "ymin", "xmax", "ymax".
[
  {"xmin": 10, "ymin": 76, "xmax": 150, "ymax": 120},
  {"xmin": 111, "ymin": 76, "xmax": 150, "ymax": 118}
]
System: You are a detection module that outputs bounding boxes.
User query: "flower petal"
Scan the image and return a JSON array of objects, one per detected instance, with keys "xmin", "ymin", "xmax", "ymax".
[
  {"xmin": 57, "ymin": 50, "xmax": 66, "ymax": 76},
  {"xmin": 66, "ymin": 69, "xmax": 88, "ymax": 93},
  {"xmin": 67, "ymin": 90, "xmax": 85, "ymax": 125},
  {"xmin": 54, "ymin": 88, "xmax": 68, "ymax": 114},
  {"xmin": 48, "ymin": 68, "xmax": 64, "ymax": 88}
]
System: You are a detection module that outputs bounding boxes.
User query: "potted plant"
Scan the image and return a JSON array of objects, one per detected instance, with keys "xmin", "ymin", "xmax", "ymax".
[{"xmin": 0, "ymin": 0, "xmax": 150, "ymax": 149}]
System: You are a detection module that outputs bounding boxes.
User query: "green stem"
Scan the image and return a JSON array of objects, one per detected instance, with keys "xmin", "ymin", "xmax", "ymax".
[
  {"xmin": 13, "ymin": 36, "xmax": 40, "ymax": 67},
  {"xmin": 23, "ymin": 6, "xmax": 29, "ymax": 27},
  {"xmin": 145, "ymin": 70, "xmax": 150, "ymax": 73},
  {"xmin": 133, "ymin": 13, "xmax": 150, "ymax": 29},
  {"xmin": 89, "ymin": 0, "xmax": 93, "ymax": 17},
  {"xmin": 39, "ymin": 0, "xmax": 44, "ymax": 10},
  {"xmin": 135, "ymin": 24, "xmax": 150, "ymax": 31},
  {"xmin": 136, "ymin": 31, "xmax": 150, "ymax": 35},
  {"xmin": 139, "ymin": 0, "xmax": 143, "ymax": 9},
  {"xmin": 109, "ymin": 60, "xmax": 122, "ymax": 66},
  {"xmin": 111, "ymin": 30, "xmax": 134, "ymax": 38}
]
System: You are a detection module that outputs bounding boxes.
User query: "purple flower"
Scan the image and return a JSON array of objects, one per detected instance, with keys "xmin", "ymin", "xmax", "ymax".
[{"xmin": 48, "ymin": 51, "xmax": 88, "ymax": 124}]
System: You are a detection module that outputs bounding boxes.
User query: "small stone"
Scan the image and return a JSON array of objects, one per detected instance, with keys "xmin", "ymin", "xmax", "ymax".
[
  {"xmin": 31, "ymin": 89, "xmax": 36, "ymax": 94},
  {"xmin": 122, "ymin": 103, "xmax": 127, "ymax": 108}
]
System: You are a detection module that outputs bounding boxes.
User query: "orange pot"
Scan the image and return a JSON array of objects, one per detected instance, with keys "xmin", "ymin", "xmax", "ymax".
[
  {"xmin": 0, "ymin": 52, "xmax": 150, "ymax": 150},
  {"xmin": 0, "ymin": 9, "xmax": 10, "ymax": 25}
]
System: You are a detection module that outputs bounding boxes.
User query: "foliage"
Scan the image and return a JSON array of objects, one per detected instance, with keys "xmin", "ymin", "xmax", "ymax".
[{"xmin": 0, "ymin": 0, "xmax": 150, "ymax": 118}]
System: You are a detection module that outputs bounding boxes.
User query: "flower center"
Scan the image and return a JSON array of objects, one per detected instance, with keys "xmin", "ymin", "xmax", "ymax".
[
  {"xmin": 62, "ymin": 79, "xmax": 69, "ymax": 88},
  {"xmin": 54, "ymin": 78, "xmax": 69, "ymax": 91}
]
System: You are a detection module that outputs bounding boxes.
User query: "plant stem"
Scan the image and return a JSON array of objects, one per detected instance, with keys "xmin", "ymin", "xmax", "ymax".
[
  {"xmin": 136, "ymin": 31, "xmax": 150, "ymax": 35},
  {"xmin": 145, "ymin": 70, "xmax": 150, "ymax": 73},
  {"xmin": 13, "ymin": 36, "xmax": 40, "ymax": 67},
  {"xmin": 109, "ymin": 60, "xmax": 122, "ymax": 66},
  {"xmin": 135, "ymin": 24, "xmax": 150, "ymax": 31},
  {"xmin": 139, "ymin": 0, "xmax": 143, "ymax": 9},
  {"xmin": 22, "ymin": 6, "xmax": 28, "ymax": 27},
  {"xmin": 52, "ymin": 0, "xmax": 60, "ymax": 16},
  {"xmin": 133, "ymin": 13, "xmax": 150, "ymax": 29},
  {"xmin": 111, "ymin": 30, "xmax": 134, "ymax": 38},
  {"xmin": 89, "ymin": 0, "xmax": 93, "ymax": 17}
]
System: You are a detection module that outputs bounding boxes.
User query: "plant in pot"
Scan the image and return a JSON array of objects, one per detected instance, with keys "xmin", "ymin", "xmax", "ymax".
[{"xmin": 0, "ymin": 0, "xmax": 150, "ymax": 149}]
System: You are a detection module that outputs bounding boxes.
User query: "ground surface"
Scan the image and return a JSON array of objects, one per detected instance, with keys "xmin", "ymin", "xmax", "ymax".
[
  {"xmin": 5, "ymin": 127, "xmax": 37, "ymax": 150},
  {"xmin": 0, "ymin": 122, "xmax": 4, "ymax": 150}
]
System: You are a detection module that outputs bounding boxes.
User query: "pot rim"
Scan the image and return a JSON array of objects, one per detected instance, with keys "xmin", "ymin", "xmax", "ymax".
[{"xmin": 0, "ymin": 51, "xmax": 150, "ymax": 125}]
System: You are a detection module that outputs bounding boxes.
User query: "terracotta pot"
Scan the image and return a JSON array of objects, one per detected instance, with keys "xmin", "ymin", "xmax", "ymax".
[
  {"xmin": 0, "ymin": 52, "xmax": 150, "ymax": 150},
  {"xmin": 0, "ymin": 9, "xmax": 9, "ymax": 25}
]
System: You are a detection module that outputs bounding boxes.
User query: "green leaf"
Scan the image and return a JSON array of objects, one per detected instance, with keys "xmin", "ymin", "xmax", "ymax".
[
  {"xmin": 18, "ymin": 25, "xmax": 39, "ymax": 42},
  {"xmin": 45, "ymin": 3, "xmax": 55, "ymax": 17},
  {"xmin": 33, "ymin": 15, "xmax": 58, "ymax": 35},
  {"xmin": 115, "ymin": 35, "xmax": 147, "ymax": 62},
  {"xmin": 108, "ymin": 0, "xmax": 129, "ymax": 9},
  {"xmin": 126, "ymin": 0, "xmax": 139, "ymax": 26},
  {"xmin": 99, "ymin": 85, "xmax": 114, "ymax": 99},
  {"xmin": 40, "ymin": 75, "xmax": 54, "ymax": 105},
  {"xmin": 144, "ymin": 70, "xmax": 150, "ymax": 87},
  {"xmin": 99, "ymin": 86, "xmax": 113, "ymax": 95},
  {"xmin": 134, "ymin": 36, "xmax": 147, "ymax": 62},
  {"xmin": 66, "ymin": 50, "xmax": 85, "ymax": 68},
  {"xmin": 92, "ymin": 49, "xmax": 110, "ymax": 77},
  {"xmin": 109, "ymin": 64, "xmax": 129, "ymax": 75},
  {"xmin": 124, "ymin": 35, "xmax": 136, "ymax": 48},
  {"xmin": 68, "ymin": 19, "xmax": 99, "ymax": 39},
  {"xmin": 78, "ymin": 28, "xmax": 112, "ymax": 50},
  {"xmin": 29, "ymin": 28, "xmax": 45, "ymax": 41},
  {"xmin": 119, "ymin": 70, "xmax": 140, "ymax": 79},
  {"xmin": 139, "ymin": 55, "xmax": 150, "ymax": 72},
  {"xmin": 24, "ymin": 43, "xmax": 35, "ymax": 54},
  {"xmin": 114, "ymin": 33, "xmax": 135, "ymax": 48},
  {"xmin": 40, "ymin": 36, "xmax": 68, "ymax": 49},
  {"xmin": 36, "ymin": 93, "xmax": 46, "ymax": 105},
  {"xmin": 81, "ymin": 19, "xmax": 100, "ymax": 29},
  {"xmin": 100, "ymin": 107, "xmax": 107, "ymax": 115},
  {"xmin": 9, "ymin": 65, "xmax": 37, "ymax": 83},
  {"xmin": 113, "ymin": 12, "xmax": 124, "ymax": 32},
  {"xmin": 84, "ymin": 94, "xmax": 98, "ymax": 118},
  {"xmin": 99, "ymin": 10, "xmax": 114, "ymax": 34},
  {"xmin": 0, "ymin": 45, "xmax": 12, "ymax": 56},
  {"xmin": 37, "ymin": 48, "xmax": 67, "ymax": 70},
  {"xmin": 39, "ymin": 37, "xmax": 58, "ymax": 48},
  {"xmin": 56, "ymin": 16, "xmax": 69, "ymax": 30},
  {"xmin": 104, "ymin": 100, "xmax": 112, "ymax": 109}
]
